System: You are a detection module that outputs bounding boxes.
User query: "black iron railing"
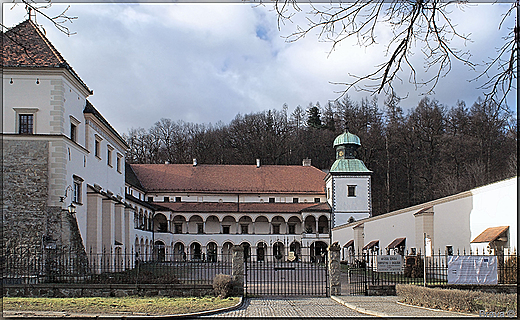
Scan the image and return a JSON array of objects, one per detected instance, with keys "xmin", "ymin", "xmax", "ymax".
[{"xmin": 3, "ymin": 246, "xmax": 232, "ymax": 285}]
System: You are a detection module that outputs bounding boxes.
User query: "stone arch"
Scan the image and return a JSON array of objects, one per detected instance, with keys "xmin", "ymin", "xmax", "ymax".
[
  {"xmin": 311, "ymin": 241, "xmax": 328, "ymax": 263},
  {"xmin": 153, "ymin": 213, "xmax": 168, "ymax": 232},
  {"xmin": 222, "ymin": 216, "xmax": 237, "ymax": 235},
  {"xmin": 271, "ymin": 216, "xmax": 286, "ymax": 234},
  {"xmin": 318, "ymin": 215, "xmax": 329, "ymax": 234},
  {"xmin": 222, "ymin": 241, "xmax": 233, "ymax": 263},
  {"xmin": 238, "ymin": 216, "xmax": 253, "ymax": 234},
  {"xmin": 206, "ymin": 241, "xmax": 218, "ymax": 262},
  {"xmin": 287, "ymin": 216, "xmax": 302, "ymax": 235},
  {"xmin": 304, "ymin": 215, "xmax": 317, "ymax": 234},
  {"xmin": 254, "ymin": 216, "xmax": 269, "ymax": 234},
  {"xmin": 256, "ymin": 241, "xmax": 267, "ymax": 262},
  {"xmin": 154, "ymin": 240, "xmax": 166, "ymax": 261},
  {"xmin": 173, "ymin": 215, "xmax": 186, "ymax": 234},
  {"xmin": 173, "ymin": 241, "xmax": 186, "ymax": 261},
  {"xmin": 273, "ymin": 242, "xmax": 285, "ymax": 260},
  {"xmin": 205, "ymin": 215, "xmax": 220, "ymax": 234},
  {"xmin": 189, "ymin": 241, "xmax": 202, "ymax": 260}
]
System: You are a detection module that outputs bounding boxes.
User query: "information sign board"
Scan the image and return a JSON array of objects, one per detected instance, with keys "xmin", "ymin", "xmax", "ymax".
[
  {"xmin": 375, "ymin": 255, "xmax": 403, "ymax": 273},
  {"xmin": 447, "ymin": 256, "xmax": 498, "ymax": 284}
]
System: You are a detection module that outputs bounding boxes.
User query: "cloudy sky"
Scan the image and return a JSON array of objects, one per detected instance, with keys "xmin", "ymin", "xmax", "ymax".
[{"xmin": 3, "ymin": 1, "xmax": 517, "ymax": 135}]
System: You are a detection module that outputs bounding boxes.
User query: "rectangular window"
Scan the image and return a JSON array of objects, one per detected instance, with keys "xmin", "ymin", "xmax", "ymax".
[
  {"xmin": 272, "ymin": 224, "xmax": 280, "ymax": 234},
  {"xmin": 107, "ymin": 146, "xmax": 113, "ymax": 167},
  {"xmin": 147, "ymin": 197, "xmax": 153, "ymax": 202},
  {"xmin": 70, "ymin": 123, "xmax": 77, "ymax": 142},
  {"xmin": 348, "ymin": 185, "xmax": 356, "ymax": 197},
  {"xmin": 175, "ymin": 197, "xmax": 181, "ymax": 202},
  {"xmin": 164, "ymin": 197, "xmax": 169, "ymax": 202},
  {"xmin": 116, "ymin": 155, "xmax": 122, "ymax": 173},
  {"xmin": 314, "ymin": 198, "xmax": 321, "ymax": 203},
  {"xmin": 269, "ymin": 198, "xmax": 275, "ymax": 203},
  {"xmin": 241, "ymin": 224, "xmax": 249, "ymax": 234},
  {"xmin": 174, "ymin": 224, "xmax": 183, "ymax": 234},
  {"xmin": 288, "ymin": 224, "xmax": 296, "ymax": 234},
  {"xmin": 327, "ymin": 187, "xmax": 331, "ymax": 199},
  {"xmin": 197, "ymin": 223, "xmax": 204, "ymax": 234},
  {"xmin": 94, "ymin": 139, "xmax": 101, "ymax": 158},
  {"xmin": 19, "ymin": 114, "xmax": 33, "ymax": 134},
  {"xmin": 293, "ymin": 198, "xmax": 299, "ymax": 203},
  {"xmin": 222, "ymin": 225, "xmax": 230, "ymax": 234},
  {"xmin": 73, "ymin": 180, "xmax": 82, "ymax": 204}
]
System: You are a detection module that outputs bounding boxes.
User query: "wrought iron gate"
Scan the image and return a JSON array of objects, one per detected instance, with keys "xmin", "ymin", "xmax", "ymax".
[{"xmin": 244, "ymin": 246, "xmax": 329, "ymax": 297}]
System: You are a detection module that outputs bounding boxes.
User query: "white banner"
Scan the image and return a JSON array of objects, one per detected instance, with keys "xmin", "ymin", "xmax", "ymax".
[{"xmin": 447, "ymin": 256, "xmax": 498, "ymax": 284}]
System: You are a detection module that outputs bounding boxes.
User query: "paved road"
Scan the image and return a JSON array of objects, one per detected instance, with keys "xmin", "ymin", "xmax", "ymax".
[{"xmin": 204, "ymin": 297, "xmax": 371, "ymax": 318}]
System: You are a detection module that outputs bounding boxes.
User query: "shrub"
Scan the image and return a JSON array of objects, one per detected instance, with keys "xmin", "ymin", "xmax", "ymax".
[
  {"xmin": 213, "ymin": 274, "xmax": 233, "ymax": 298},
  {"xmin": 397, "ymin": 284, "xmax": 517, "ymax": 314}
]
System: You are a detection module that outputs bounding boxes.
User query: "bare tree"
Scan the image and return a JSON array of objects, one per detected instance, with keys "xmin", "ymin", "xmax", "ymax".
[
  {"xmin": 2, "ymin": 0, "xmax": 77, "ymax": 35},
  {"xmin": 273, "ymin": 1, "xmax": 517, "ymax": 108}
]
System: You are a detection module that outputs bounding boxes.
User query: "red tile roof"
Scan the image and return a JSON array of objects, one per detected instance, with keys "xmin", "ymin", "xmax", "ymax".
[
  {"xmin": 3, "ymin": 19, "xmax": 92, "ymax": 93},
  {"xmin": 471, "ymin": 226, "xmax": 509, "ymax": 243},
  {"xmin": 156, "ymin": 202, "xmax": 330, "ymax": 214},
  {"xmin": 130, "ymin": 164, "xmax": 327, "ymax": 194}
]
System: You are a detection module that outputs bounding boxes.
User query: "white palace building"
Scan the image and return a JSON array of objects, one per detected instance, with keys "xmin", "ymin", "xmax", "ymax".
[{"xmin": 3, "ymin": 18, "xmax": 516, "ymax": 266}]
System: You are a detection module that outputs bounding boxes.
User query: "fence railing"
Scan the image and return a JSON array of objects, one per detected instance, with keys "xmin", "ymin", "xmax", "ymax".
[
  {"xmin": 3, "ymin": 246, "xmax": 232, "ymax": 285},
  {"xmin": 342, "ymin": 248, "xmax": 517, "ymax": 295}
]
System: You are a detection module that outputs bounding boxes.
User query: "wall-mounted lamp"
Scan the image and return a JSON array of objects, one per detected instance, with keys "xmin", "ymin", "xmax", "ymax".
[
  {"xmin": 67, "ymin": 203, "xmax": 76, "ymax": 214},
  {"xmin": 36, "ymin": 78, "xmax": 40, "ymax": 84},
  {"xmin": 10, "ymin": 78, "xmax": 13, "ymax": 84}
]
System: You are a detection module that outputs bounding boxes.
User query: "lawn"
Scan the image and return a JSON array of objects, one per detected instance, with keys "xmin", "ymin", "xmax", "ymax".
[{"xmin": 3, "ymin": 296, "xmax": 239, "ymax": 315}]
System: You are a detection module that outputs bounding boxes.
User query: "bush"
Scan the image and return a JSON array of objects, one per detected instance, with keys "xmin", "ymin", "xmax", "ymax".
[
  {"xmin": 397, "ymin": 284, "xmax": 517, "ymax": 314},
  {"xmin": 213, "ymin": 274, "xmax": 233, "ymax": 298}
]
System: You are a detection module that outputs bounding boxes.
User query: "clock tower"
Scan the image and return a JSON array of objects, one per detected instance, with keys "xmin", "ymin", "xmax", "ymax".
[{"xmin": 325, "ymin": 130, "xmax": 372, "ymax": 227}]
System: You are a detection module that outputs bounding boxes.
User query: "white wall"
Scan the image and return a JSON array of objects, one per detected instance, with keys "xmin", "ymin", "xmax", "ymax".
[{"xmin": 470, "ymin": 177, "xmax": 517, "ymax": 250}]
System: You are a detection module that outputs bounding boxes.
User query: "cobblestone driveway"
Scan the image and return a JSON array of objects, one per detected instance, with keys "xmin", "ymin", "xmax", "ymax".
[{"xmin": 204, "ymin": 297, "xmax": 371, "ymax": 318}]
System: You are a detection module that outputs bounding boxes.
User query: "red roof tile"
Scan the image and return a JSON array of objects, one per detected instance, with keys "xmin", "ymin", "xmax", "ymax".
[
  {"xmin": 155, "ymin": 202, "xmax": 330, "ymax": 214},
  {"xmin": 471, "ymin": 226, "xmax": 509, "ymax": 243},
  {"xmin": 3, "ymin": 19, "xmax": 92, "ymax": 93},
  {"xmin": 130, "ymin": 164, "xmax": 327, "ymax": 194}
]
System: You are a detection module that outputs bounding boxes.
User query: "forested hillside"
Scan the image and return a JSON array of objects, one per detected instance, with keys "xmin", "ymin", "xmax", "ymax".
[{"xmin": 125, "ymin": 95, "xmax": 517, "ymax": 216}]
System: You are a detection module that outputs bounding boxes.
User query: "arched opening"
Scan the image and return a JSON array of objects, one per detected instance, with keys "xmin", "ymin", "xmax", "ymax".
[
  {"xmin": 173, "ymin": 242, "xmax": 185, "ymax": 261},
  {"xmin": 207, "ymin": 242, "xmax": 218, "ymax": 262},
  {"xmin": 188, "ymin": 215, "xmax": 204, "ymax": 234},
  {"xmin": 153, "ymin": 213, "xmax": 168, "ymax": 232},
  {"xmin": 289, "ymin": 241, "xmax": 301, "ymax": 261},
  {"xmin": 222, "ymin": 216, "xmax": 236, "ymax": 235},
  {"xmin": 173, "ymin": 215, "xmax": 186, "ymax": 234},
  {"xmin": 190, "ymin": 242, "xmax": 202, "ymax": 260},
  {"xmin": 254, "ymin": 216, "xmax": 269, "ymax": 234},
  {"xmin": 222, "ymin": 241, "xmax": 233, "ymax": 263},
  {"xmin": 238, "ymin": 216, "xmax": 253, "ymax": 235},
  {"xmin": 154, "ymin": 240, "xmax": 165, "ymax": 261},
  {"xmin": 205, "ymin": 216, "xmax": 220, "ymax": 234},
  {"xmin": 241, "ymin": 242, "xmax": 251, "ymax": 261},
  {"xmin": 256, "ymin": 242, "xmax": 267, "ymax": 262},
  {"xmin": 271, "ymin": 216, "xmax": 286, "ymax": 234},
  {"xmin": 311, "ymin": 241, "xmax": 328, "ymax": 263},
  {"xmin": 273, "ymin": 242, "xmax": 284, "ymax": 260},
  {"xmin": 318, "ymin": 215, "xmax": 329, "ymax": 234},
  {"xmin": 304, "ymin": 215, "xmax": 316, "ymax": 234},
  {"xmin": 287, "ymin": 216, "xmax": 302, "ymax": 235}
]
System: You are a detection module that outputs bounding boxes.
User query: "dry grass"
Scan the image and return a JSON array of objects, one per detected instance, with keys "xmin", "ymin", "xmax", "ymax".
[
  {"xmin": 3, "ymin": 296, "xmax": 238, "ymax": 315},
  {"xmin": 397, "ymin": 284, "xmax": 517, "ymax": 314}
]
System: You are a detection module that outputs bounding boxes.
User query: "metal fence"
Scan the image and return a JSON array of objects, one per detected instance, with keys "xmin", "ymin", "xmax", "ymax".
[
  {"xmin": 3, "ymin": 246, "xmax": 232, "ymax": 285},
  {"xmin": 342, "ymin": 248, "xmax": 518, "ymax": 295}
]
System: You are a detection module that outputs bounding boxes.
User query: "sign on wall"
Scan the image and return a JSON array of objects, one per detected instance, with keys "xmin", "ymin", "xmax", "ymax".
[
  {"xmin": 375, "ymin": 255, "xmax": 403, "ymax": 273},
  {"xmin": 447, "ymin": 256, "xmax": 498, "ymax": 284}
]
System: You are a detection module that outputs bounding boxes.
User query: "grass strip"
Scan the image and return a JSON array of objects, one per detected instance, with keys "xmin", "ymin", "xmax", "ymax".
[{"xmin": 3, "ymin": 296, "xmax": 238, "ymax": 315}]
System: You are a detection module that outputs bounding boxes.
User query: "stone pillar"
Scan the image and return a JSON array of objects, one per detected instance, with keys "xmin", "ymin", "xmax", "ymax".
[
  {"xmin": 232, "ymin": 245, "xmax": 244, "ymax": 296},
  {"xmin": 328, "ymin": 242, "xmax": 341, "ymax": 296}
]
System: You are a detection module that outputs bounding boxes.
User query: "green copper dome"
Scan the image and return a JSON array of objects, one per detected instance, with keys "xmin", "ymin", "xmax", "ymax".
[{"xmin": 333, "ymin": 131, "xmax": 361, "ymax": 147}]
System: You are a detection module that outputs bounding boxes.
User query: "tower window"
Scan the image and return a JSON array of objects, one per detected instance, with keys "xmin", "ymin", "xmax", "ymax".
[{"xmin": 347, "ymin": 185, "xmax": 356, "ymax": 197}]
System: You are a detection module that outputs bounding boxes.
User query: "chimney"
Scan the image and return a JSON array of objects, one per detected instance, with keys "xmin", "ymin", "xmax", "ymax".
[
  {"xmin": 302, "ymin": 158, "xmax": 312, "ymax": 167},
  {"xmin": 193, "ymin": 158, "xmax": 197, "ymax": 166},
  {"xmin": 256, "ymin": 159, "xmax": 261, "ymax": 168}
]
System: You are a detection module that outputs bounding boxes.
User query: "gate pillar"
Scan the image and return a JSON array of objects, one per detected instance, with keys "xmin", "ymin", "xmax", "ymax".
[
  {"xmin": 232, "ymin": 245, "xmax": 244, "ymax": 295},
  {"xmin": 328, "ymin": 242, "xmax": 341, "ymax": 295}
]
